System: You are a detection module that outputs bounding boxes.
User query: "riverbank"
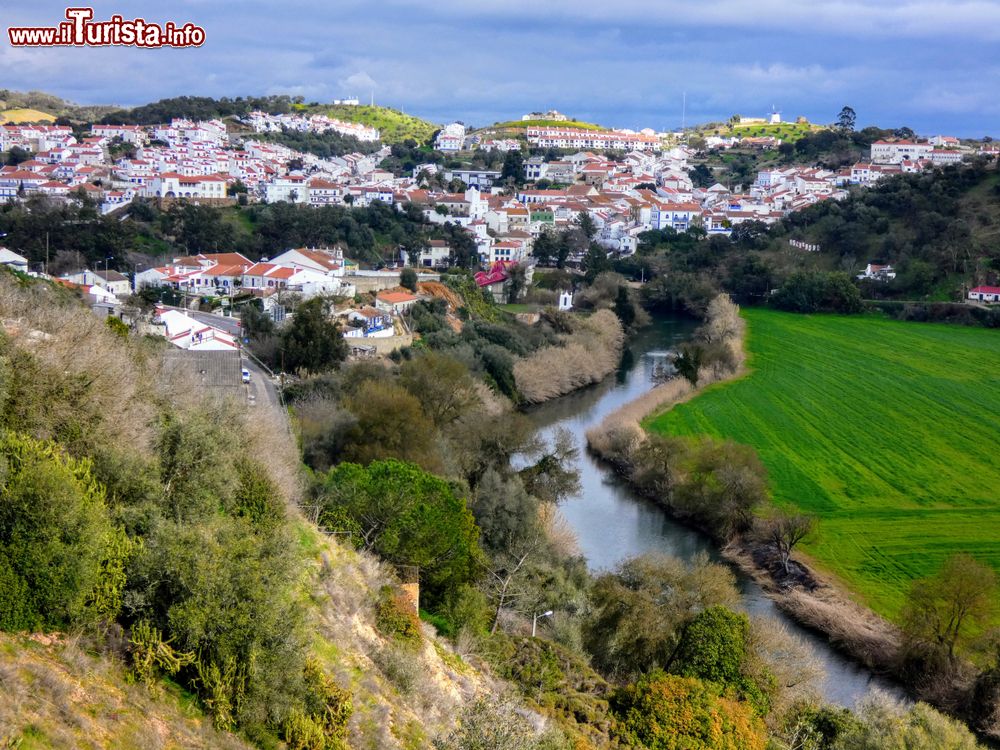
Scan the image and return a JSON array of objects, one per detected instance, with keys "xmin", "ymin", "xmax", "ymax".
[
  {"xmin": 584, "ymin": 299, "xmax": 906, "ymax": 685},
  {"xmin": 514, "ymin": 308, "xmax": 625, "ymax": 404}
]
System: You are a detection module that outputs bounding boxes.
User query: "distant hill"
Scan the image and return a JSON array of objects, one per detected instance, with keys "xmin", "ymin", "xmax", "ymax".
[
  {"xmin": 487, "ymin": 118, "xmax": 606, "ymax": 131},
  {"xmin": 0, "ymin": 89, "xmax": 118, "ymax": 123},
  {"xmin": 305, "ymin": 103, "xmax": 439, "ymax": 144},
  {"xmin": 695, "ymin": 118, "xmax": 826, "ymax": 144},
  {"xmin": 1, "ymin": 108, "xmax": 56, "ymax": 124}
]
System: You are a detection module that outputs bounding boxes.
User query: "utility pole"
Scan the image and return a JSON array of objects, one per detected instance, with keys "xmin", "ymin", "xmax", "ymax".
[{"xmin": 44, "ymin": 231, "xmax": 49, "ymax": 276}]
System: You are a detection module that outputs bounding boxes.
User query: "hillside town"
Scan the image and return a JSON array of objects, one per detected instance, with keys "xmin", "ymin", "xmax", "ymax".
[{"xmin": 1, "ymin": 113, "xmax": 989, "ymax": 275}]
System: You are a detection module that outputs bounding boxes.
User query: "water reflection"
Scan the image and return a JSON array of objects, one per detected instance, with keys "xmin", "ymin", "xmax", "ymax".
[{"xmin": 522, "ymin": 317, "xmax": 904, "ymax": 708}]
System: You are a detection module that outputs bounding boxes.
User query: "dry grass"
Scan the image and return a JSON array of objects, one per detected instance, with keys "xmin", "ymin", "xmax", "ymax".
[
  {"xmin": 0, "ymin": 278, "xmax": 157, "ymax": 460},
  {"xmin": 0, "ymin": 633, "xmax": 253, "ymax": 750},
  {"xmin": 514, "ymin": 309, "xmax": 624, "ymax": 403},
  {"xmin": 300, "ymin": 522, "xmax": 498, "ymax": 750}
]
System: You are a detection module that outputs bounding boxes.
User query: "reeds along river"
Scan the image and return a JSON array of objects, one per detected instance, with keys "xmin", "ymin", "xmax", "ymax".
[{"xmin": 520, "ymin": 314, "xmax": 904, "ymax": 708}]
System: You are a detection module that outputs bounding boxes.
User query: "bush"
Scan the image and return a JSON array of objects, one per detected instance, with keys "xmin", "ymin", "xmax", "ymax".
[
  {"xmin": 0, "ymin": 431, "xmax": 114, "ymax": 630},
  {"xmin": 375, "ymin": 585, "xmax": 422, "ymax": 647},
  {"xmin": 584, "ymin": 553, "xmax": 739, "ymax": 682},
  {"xmin": 611, "ymin": 672, "xmax": 767, "ymax": 750},
  {"xmin": 670, "ymin": 606, "xmax": 773, "ymax": 715}
]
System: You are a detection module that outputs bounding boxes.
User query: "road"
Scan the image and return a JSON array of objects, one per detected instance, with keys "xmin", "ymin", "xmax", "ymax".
[{"xmin": 166, "ymin": 306, "xmax": 282, "ymax": 412}]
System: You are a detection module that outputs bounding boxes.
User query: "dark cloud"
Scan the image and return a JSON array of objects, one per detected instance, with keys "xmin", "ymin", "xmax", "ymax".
[{"xmin": 2, "ymin": 0, "xmax": 999, "ymax": 135}]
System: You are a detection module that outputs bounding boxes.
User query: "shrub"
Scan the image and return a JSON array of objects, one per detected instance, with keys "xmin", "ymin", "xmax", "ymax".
[
  {"xmin": 611, "ymin": 672, "xmax": 767, "ymax": 750},
  {"xmin": 670, "ymin": 606, "xmax": 773, "ymax": 715},
  {"xmin": 771, "ymin": 271, "xmax": 862, "ymax": 314},
  {"xmin": 584, "ymin": 553, "xmax": 739, "ymax": 682},
  {"xmin": 375, "ymin": 585, "xmax": 422, "ymax": 647},
  {"xmin": 0, "ymin": 431, "xmax": 114, "ymax": 629}
]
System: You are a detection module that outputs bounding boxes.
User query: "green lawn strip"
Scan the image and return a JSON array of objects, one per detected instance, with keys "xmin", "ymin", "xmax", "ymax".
[{"xmin": 647, "ymin": 308, "xmax": 1000, "ymax": 621}]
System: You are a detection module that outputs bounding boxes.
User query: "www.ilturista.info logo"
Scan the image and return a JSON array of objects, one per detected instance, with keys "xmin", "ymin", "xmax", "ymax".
[{"xmin": 8, "ymin": 7, "xmax": 205, "ymax": 48}]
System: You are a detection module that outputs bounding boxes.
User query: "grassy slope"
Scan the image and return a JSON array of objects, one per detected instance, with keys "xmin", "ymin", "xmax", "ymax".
[
  {"xmin": 487, "ymin": 119, "xmax": 606, "ymax": 131},
  {"xmin": 1, "ymin": 108, "xmax": 57, "ymax": 124},
  {"xmin": 0, "ymin": 634, "xmax": 253, "ymax": 750},
  {"xmin": 696, "ymin": 120, "xmax": 824, "ymax": 143},
  {"xmin": 647, "ymin": 308, "xmax": 1000, "ymax": 619},
  {"xmin": 301, "ymin": 104, "xmax": 438, "ymax": 144}
]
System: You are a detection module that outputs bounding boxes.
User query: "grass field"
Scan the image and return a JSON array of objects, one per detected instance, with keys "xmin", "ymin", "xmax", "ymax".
[{"xmin": 647, "ymin": 308, "xmax": 1000, "ymax": 620}]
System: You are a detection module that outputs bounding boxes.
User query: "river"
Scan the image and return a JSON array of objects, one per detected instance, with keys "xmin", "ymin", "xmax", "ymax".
[{"xmin": 523, "ymin": 315, "xmax": 902, "ymax": 708}]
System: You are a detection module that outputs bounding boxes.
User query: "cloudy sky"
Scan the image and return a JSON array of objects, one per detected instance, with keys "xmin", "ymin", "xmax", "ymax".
[{"xmin": 4, "ymin": 0, "xmax": 1000, "ymax": 135}]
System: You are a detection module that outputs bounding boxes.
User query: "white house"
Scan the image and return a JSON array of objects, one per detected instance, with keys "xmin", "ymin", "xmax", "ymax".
[
  {"xmin": 857, "ymin": 263, "xmax": 897, "ymax": 281},
  {"xmin": 375, "ymin": 290, "xmax": 419, "ymax": 314},
  {"xmin": 0, "ymin": 248, "xmax": 29, "ymax": 272},
  {"xmin": 155, "ymin": 307, "xmax": 238, "ymax": 351},
  {"xmin": 968, "ymin": 285, "xmax": 1000, "ymax": 304},
  {"xmin": 870, "ymin": 140, "xmax": 933, "ymax": 164},
  {"xmin": 268, "ymin": 247, "xmax": 345, "ymax": 277},
  {"xmin": 435, "ymin": 123, "xmax": 467, "ymax": 152},
  {"xmin": 144, "ymin": 172, "xmax": 228, "ymax": 200},
  {"xmin": 60, "ymin": 269, "xmax": 132, "ymax": 297}
]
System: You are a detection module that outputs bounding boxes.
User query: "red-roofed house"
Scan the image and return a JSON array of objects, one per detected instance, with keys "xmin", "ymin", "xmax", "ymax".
[
  {"xmin": 375, "ymin": 290, "xmax": 418, "ymax": 314},
  {"xmin": 969, "ymin": 285, "xmax": 1000, "ymax": 304}
]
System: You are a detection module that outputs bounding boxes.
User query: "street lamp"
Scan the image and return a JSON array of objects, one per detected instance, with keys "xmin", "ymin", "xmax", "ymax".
[{"xmin": 532, "ymin": 609, "xmax": 553, "ymax": 638}]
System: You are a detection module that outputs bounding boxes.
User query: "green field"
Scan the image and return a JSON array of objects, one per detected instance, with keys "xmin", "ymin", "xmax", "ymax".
[{"xmin": 647, "ymin": 309, "xmax": 1000, "ymax": 620}]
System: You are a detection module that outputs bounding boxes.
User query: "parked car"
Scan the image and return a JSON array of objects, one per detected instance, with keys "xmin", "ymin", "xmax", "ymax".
[{"xmin": 241, "ymin": 368, "xmax": 251, "ymax": 384}]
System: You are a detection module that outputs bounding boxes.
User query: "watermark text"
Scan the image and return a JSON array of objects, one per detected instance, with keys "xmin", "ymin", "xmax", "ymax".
[{"xmin": 8, "ymin": 7, "xmax": 206, "ymax": 48}]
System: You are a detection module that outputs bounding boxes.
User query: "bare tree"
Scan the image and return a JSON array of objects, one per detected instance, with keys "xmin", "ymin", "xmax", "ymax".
[{"xmin": 756, "ymin": 514, "xmax": 814, "ymax": 575}]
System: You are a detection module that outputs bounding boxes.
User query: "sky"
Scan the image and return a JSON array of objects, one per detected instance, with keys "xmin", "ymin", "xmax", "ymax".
[{"xmin": 3, "ymin": 0, "xmax": 1000, "ymax": 136}]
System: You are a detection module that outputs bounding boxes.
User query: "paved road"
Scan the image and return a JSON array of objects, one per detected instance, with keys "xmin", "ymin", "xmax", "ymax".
[
  {"xmin": 242, "ymin": 356, "xmax": 280, "ymax": 410},
  {"xmin": 160, "ymin": 305, "xmax": 284, "ymax": 415}
]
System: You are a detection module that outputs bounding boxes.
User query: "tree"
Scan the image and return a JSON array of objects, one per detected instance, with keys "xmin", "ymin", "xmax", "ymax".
[
  {"xmin": 674, "ymin": 343, "xmax": 703, "ymax": 386},
  {"xmin": 316, "ymin": 459, "xmax": 484, "ymax": 604},
  {"xmin": 342, "ymin": 380, "xmax": 442, "ymax": 472},
  {"xmin": 398, "ymin": 351, "xmax": 478, "ymax": 427},
  {"xmin": 501, "ymin": 150, "xmax": 525, "ymax": 186},
  {"xmin": 583, "ymin": 245, "xmax": 611, "ymax": 283},
  {"xmin": 754, "ymin": 513, "xmax": 814, "ymax": 575},
  {"xmin": 5, "ymin": 146, "xmax": 30, "ymax": 166},
  {"xmin": 531, "ymin": 230, "xmax": 559, "ymax": 267},
  {"xmin": 614, "ymin": 284, "xmax": 636, "ymax": 328},
  {"xmin": 575, "ymin": 212, "xmax": 597, "ymax": 240},
  {"xmin": 517, "ymin": 428, "xmax": 580, "ymax": 505},
  {"xmin": 611, "ymin": 673, "xmax": 767, "ymax": 750},
  {"xmin": 0, "ymin": 432, "xmax": 114, "ymax": 630},
  {"xmin": 836, "ymin": 106, "xmax": 857, "ymax": 133},
  {"xmin": 584, "ymin": 552, "xmax": 739, "ymax": 681},
  {"xmin": 901, "ymin": 553, "xmax": 998, "ymax": 663},
  {"xmin": 125, "ymin": 514, "xmax": 307, "ymax": 731},
  {"xmin": 281, "ymin": 297, "xmax": 348, "ymax": 374},
  {"xmin": 400, "ymin": 267, "xmax": 418, "ymax": 292}
]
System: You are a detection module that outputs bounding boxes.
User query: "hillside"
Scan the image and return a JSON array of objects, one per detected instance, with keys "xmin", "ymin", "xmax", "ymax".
[
  {"xmin": 308, "ymin": 104, "xmax": 438, "ymax": 144},
  {"xmin": 0, "ymin": 274, "xmax": 500, "ymax": 750},
  {"xmin": 485, "ymin": 118, "xmax": 606, "ymax": 131},
  {"xmin": 1, "ymin": 108, "xmax": 56, "ymax": 124},
  {"xmin": 695, "ymin": 118, "xmax": 824, "ymax": 143},
  {"xmin": 0, "ymin": 90, "xmax": 118, "ymax": 123},
  {"xmin": 647, "ymin": 308, "xmax": 1000, "ymax": 621},
  {"xmin": 781, "ymin": 160, "xmax": 1000, "ymax": 299}
]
